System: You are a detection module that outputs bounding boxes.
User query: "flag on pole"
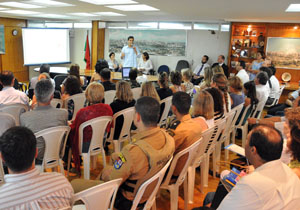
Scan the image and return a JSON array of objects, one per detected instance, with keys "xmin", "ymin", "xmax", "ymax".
[{"xmin": 84, "ymin": 34, "xmax": 91, "ymax": 70}]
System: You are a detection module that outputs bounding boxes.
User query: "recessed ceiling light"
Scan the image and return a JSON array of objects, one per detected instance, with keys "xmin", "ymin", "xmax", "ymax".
[
  {"xmin": 69, "ymin": 13, "xmax": 98, "ymax": 17},
  {"xmin": 26, "ymin": 0, "xmax": 74, "ymax": 7},
  {"xmin": 33, "ymin": 14, "xmax": 71, "ymax": 18},
  {"xmin": 0, "ymin": 7, "xmax": 7, "ymax": 10},
  {"xmin": 79, "ymin": 0, "xmax": 137, "ymax": 5},
  {"xmin": 286, "ymin": 4, "xmax": 300, "ymax": 12},
  {"xmin": 0, "ymin": 10, "xmax": 41, "ymax": 15},
  {"xmin": 0, "ymin": 1, "xmax": 44, "ymax": 8},
  {"xmin": 93, "ymin": 12, "xmax": 125, "ymax": 16},
  {"xmin": 106, "ymin": 4, "xmax": 159, "ymax": 11}
]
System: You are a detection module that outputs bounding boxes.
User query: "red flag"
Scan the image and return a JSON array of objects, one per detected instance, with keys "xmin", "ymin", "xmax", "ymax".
[{"xmin": 84, "ymin": 34, "xmax": 91, "ymax": 70}]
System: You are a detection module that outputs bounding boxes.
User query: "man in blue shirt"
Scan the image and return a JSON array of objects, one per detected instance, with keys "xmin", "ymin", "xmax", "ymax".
[{"xmin": 121, "ymin": 36, "xmax": 141, "ymax": 68}]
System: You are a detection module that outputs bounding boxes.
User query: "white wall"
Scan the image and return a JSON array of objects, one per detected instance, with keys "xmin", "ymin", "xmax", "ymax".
[
  {"xmin": 104, "ymin": 29, "xmax": 230, "ymax": 71},
  {"xmin": 29, "ymin": 28, "xmax": 92, "ymax": 79}
]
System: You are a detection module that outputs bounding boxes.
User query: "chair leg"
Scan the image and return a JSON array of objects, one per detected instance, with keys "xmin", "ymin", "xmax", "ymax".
[
  {"xmin": 91, "ymin": 155, "xmax": 97, "ymax": 169},
  {"xmin": 67, "ymin": 148, "xmax": 72, "ymax": 177},
  {"xmin": 204, "ymin": 155, "xmax": 209, "ymax": 187},
  {"xmin": 231, "ymin": 129, "xmax": 236, "ymax": 144},
  {"xmin": 200, "ymin": 161, "xmax": 205, "ymax": 193},
  {"xmin": 82, "ymin": 153, "xmax": 90, "ymax": 180},
  {"xmin": 212, "ymin": 149, "xmax": 216, "ymax": 179},
  {"xmin": 58, "ymin": 159, "xmax": 64, "ymax": 175},
  {"xmin": 169, "ymin": 186, "xmax": 178, "ymax": 210},
  {"xmin": 215, "ymin": 143, "xmax": 221, "ymax": 173},
  {"xmin": 183, "ymin": 178, "xmax": 188, "ymax": 210},
  {"xmin": 242, "ymin": 123, "xmax": 248, "ymax": 148},
  {"xmin": 113, "ymin": 140, "xmax": 120, "ymax": 153},
  {"xmin": 151, "ymin": 200, "xmax": 157, "ymax": 210},
  {"xmin": 225, "ymin": 137, "xmax": 229, "ymax": 161},
  {"xmin": 187, "ymin": 166, "xmax": 195, "ymax": 204},
  {"xmin": 101, "ymin": 149, "xmax": 107, "ymax": 168}
]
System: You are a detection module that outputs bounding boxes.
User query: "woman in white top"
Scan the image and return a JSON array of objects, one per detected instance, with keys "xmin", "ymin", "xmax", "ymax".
[
  {"xmin": 107, "ymin": 52, "xmax": 120, "ymax": 72},
  {"xmin": 138, "ymin": 52, "xmax": 153, "ymax": 74}
]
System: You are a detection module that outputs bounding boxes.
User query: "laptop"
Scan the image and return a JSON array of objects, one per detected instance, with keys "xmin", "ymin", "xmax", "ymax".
[{"xmin": 122, "ymin": 67, "xmax": 131, "ymax": 80}]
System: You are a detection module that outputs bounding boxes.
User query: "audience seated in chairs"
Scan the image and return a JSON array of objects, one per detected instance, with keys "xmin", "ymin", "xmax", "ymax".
[
  {"xmin": 141, "ymin": 81, "xmax": 160, "ymax": 102},
  {"xmin": 61, "ymin": 64, "xmax": 85, "ymax": 93},
  {"xmin": 228, "ymin": 76, "xmax": 245, "ymax": 109},
  {"xmin": 198, "ymin": 66, "xmax": 213, "ymax": 91},
  {"xmin": 0, "ymin": 71, "xmax": 29, "ymax": 106},
  {"xmin": 90, "ymin": 59, "xmax": 109, "ymax": 83},
  {"xmin": 129, "ymin": 69, "xmax": 140, "ymax": 88},
  {"xmin": 20, "ymin": 79, "xmax": 68, "ymax": 164},
  {"xmin": 0, "ymin": 126, "xmax": 74, "ymax": 209},
  {"xmin": 110, "ymin": 81, "xmax": 135, "ymax": 140},
  {"xmin": 156, "ymin": 72, "xmax": 173, "ymax": 100},
  {"xmin": 61, "ymin": 75, "xmax": 83, "ymax": 120},
  {"xmin": 100, "ymin": 68, "xmax": 116, "ymax": 91},
  {"xmin": 192, "ymin": 90, "xmax": 215, "ymax": 130},
  {"xmin": 72, "ymin": 96, "xmax": 175, "ymax": 210},
  {"xmin": 166, "ymin": 92, "xmax": 202, "ymax": 178},
  {"xmin": 170, "ymin": 71, "xmax": 186, "ymax": 93},
  {"xmin": 211, "ymin": 73, "xmax": 231, "ymax": 113},
  {"xmin": 68, "ymin": 82, "xmax": 113, "ymax": 173},
  {"xmin": 31, "ymin": 73, "xmax": 51, "ymax": 108},
  {"xmin": 182, "ymin": 69, "xmax": 194, "ymax": 95}
]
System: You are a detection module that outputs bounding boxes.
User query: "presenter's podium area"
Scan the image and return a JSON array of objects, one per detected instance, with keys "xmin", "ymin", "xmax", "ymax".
[{"xmin": 66, "ymin": 140, "xmax": 242, "ymax": 210}]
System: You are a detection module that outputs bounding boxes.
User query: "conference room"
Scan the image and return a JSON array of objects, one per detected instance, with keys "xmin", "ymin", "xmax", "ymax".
[{"xmin": 1, "ymin": 0, "xmax": 300, "ymax": 209}]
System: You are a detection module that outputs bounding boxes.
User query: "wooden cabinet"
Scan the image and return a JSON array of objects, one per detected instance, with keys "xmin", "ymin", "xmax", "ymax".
[{"xmin": 228, "ymin": 23, "xmax": 266, "ymax": 73}]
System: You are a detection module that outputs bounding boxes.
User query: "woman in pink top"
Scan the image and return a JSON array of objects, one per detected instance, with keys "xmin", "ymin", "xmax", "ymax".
[{"xmin": 192, "ymin": 90, "xmax": 215, "ymax": 131}]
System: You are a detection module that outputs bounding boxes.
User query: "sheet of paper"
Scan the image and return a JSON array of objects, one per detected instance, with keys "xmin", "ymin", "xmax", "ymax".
[{"xmin": 225, "ymin": 144, "xmax": 245, "ymax": 156}]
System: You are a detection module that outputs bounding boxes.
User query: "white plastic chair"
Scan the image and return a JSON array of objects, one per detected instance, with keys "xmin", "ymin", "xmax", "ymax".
[
  {"xmin": 73, "ymin": 178, "xmax": 122, "ymax": 210},
  {"xmin": 77, "ymin": 116, "xmax": 112, "ymax": 180},
  {"xmin": 51, "ymin": 98, "xmax": 63, "ymax": 108},
  {"xmin": 0, "ymin": 112, "xmax": 16, "ymax": 136},
  {"xmin": 203, "ymin": 118, "xmax": 227, "ymax": 185},
  {"xmin": 132, "ymin": 87, "xmax": 142, "ymax": 101},
  {"xmin": 65, "ymin": 93, "xmax": 86, "ymax": 121},
  {"xmin": 229, "ymin": 103, "xmax": 244, "ymax": 145},
  {"xmin": 265, "ymin": 84, "xmax": 286, "ymax": 107},
  {"xmin": 104, "ymin": 90, "xmax": 116, "ymax": 105},
  {"xmin": 0, "ymin": 160, "xmax": 4, "ymax": 183},
  {"xmin": 158, "ymin": 96, "xmax": 172, "ymax": 127},
  {"xmin": 0, "ymin": 103, "xmax": 29, "ymax": 126},
  {"xmin": 187, "ymin": 126, "xmax": 215, "ymax": 203},
  {"xmin": 131, "ymin": 158, "xmax": 173, "ymax": 210},
  {"xmin": 160, "ymin": 139, "xmax": 202, "ymax": 210},
  {"xmin": 107, "ymin": 107, "xmax": 135, "ymax": 153},
  {"xmin": 35, "ymin": 126, "xmax": 70, "ymax": 175}
]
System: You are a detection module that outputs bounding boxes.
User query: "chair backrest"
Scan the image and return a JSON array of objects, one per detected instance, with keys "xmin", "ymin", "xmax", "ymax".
[
  {"xmin": 104, "ymin": 90, "xmax": 116, "ymax": 105},
  {"xmin": 230, "ymin": 103, "xmax": 244, "ymax": 128},
  {"xmin": 0, "ymin": 103, "xmax": 29, "ymax": 126},
  {"xmin": 158, "ymin": 96, "xmax": 172, "ymax": 126},
  {"xmin": 222, "ymin": 110, "xmax": 237, "ymax": 142},
  {"xmin": 54, "ymin": 75, "xmax": 68, "ymax": 91},
  {"xmin": 51, "ymin": 98, "xmax": 63, "ymax": 108},
  {"xmin": 162, "ymin": 139, "xmax": 202, "ymax": 187},
  {"xmin": 175, "ymin": 60, "xmax": 189, "ymax": 72},
  {"xmin": 65, "ymin": 93, "xmax": 86, "ymax": 121},
  {"xmin": 132, "ymin": 87, "xmax": 142, "ymax": 101},
  {"xmin": 157, "ymin": 65, "xmax": 170, "ymax": 75},
  {"xmin": 275, "ymin": 85, "xmax": 286, "ymax": 105},
  {"xmin": 251, "ymin": 98, "xmax": 267, "ymax": 119},
  {"xmin": 108, "ymin": 107, "xmax": 135, "ymax": 141},
  {"xmin": 35, "ymin": 126, "xmax": 70, "ymax": 169},
  {"xmin": 79, "ymin": 116, "xmax": 112, "ymax": 155},
  {"xmin": 0, "ymin": 112, "xmax": 16, "ymax": 136},
  {"xmin": 74, "ymin": 178, "xmax": 122, "ymax": 210},
  {"xmin": 236, "ymin": 104, "xmax": 252, "ymax": 127},
  {"xmin": 0, "ymin": 160, "xmax": 4, "ymax": 183},
  {"xmin": 131, "ymin": 157, "xmax": 173, "ymax": 210},
  {"xmin": 205, "ymin": 117, "xmax": 227, "ymax": 152}
]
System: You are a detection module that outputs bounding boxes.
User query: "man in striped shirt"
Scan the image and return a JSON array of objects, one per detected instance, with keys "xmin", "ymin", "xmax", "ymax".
[{"xmin": 0, "ymin": 126, "xmax": 74, "ymax": 209}]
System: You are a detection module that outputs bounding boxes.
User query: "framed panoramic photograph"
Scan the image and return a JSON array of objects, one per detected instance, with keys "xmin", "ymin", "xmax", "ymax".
[
  {"xmin": 0, "ymin": 25, "xmax": 5, "ymax": 54},
  {"xmin": 266, "ymin": 37, "xmax": 300, "ymax": 69}
]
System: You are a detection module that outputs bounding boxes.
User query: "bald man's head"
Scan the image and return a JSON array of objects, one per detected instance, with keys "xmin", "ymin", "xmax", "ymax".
[{"xmin": 247, "ymin": 125, "xmax": 283, "ymax": 163}]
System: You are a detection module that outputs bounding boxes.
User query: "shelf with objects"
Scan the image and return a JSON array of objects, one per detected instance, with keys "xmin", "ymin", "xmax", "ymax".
[{"xmin": 228, "ymin": 23, "xmax": 267, "ymax": 74}]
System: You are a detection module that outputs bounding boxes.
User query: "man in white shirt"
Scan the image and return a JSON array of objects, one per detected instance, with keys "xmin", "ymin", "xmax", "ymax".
[
  {"xmin": 121, "ymin": 36, "xmax": 141, "ymax": 68},
  {"xmin": 192, "ymin": 55, "xmax": 210, "ymax": 85},
  {"xmin": 266, "ymin": 67, "xmax": 280, "ymax": 105},
  {"xmin": 254, "ymin": 71, "xmax": 269, "ymax": 104},
  {"xmin": 218, "ymin": 125, "xmax": 300, "ymax": 210},
  {"xmin": 236, "ymin": 61, "xmax": 249, "ymax": 84},
  {"xmin": 0, "ymin": 126, "xmax": 74, "ymax": 209},
  {"xmin": 0, "ymin": 71, "xmax": 29, "ymax": 106}
]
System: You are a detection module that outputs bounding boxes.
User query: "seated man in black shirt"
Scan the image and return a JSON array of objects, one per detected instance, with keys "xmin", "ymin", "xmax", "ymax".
[{"xmin": 100, "ymin": 68, "xmax": 116, "ymax": 91}]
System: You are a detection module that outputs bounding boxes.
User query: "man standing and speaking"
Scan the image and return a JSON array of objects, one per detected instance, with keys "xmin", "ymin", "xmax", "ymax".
[{"xmin": 121, "ymin": 36, "xmax": 141, "ymax": 68}]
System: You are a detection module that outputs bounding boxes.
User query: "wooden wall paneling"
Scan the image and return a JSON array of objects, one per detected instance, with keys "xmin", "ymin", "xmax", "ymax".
[
  {"xmin": 0, "ymin": 18, "xmax": 28, "ymax": 82},
  {"xmin": 98, "ymin": 28, "xmax": 105, "ymax": 59},
  {"xmin": 91, "ymin": 21, "xmax": 99, "ymax": 70}
]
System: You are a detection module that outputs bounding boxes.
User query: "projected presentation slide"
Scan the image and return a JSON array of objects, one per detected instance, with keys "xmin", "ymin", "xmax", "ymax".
[{"xmin": 22, "ymin": 28, "xmax": 70, "ymax": 65}]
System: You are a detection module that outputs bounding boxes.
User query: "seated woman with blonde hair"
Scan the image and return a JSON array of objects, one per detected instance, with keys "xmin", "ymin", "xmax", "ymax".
[
  {"xmin": 110, "ymin": 81, "xmax": 135, "ymax": 139},
  {"xmin": 141, "ymin": 81, "xmax": 160, "ymax": 102},
  {"xmin": 68, "ymin": 82, "xmax": 113, "ymax": 172},
  {"xmin": 192, "ymin": 90, "xmax": 215, "ymax": 130}
]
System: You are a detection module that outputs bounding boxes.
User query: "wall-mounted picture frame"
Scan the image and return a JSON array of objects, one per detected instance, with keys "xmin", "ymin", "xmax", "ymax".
[{"xmin": 0, "ymin": 25, "xmax": 5, "ymax": 54}]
